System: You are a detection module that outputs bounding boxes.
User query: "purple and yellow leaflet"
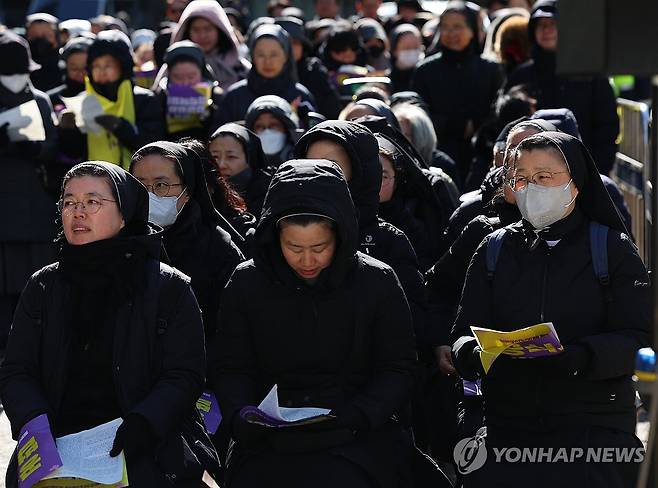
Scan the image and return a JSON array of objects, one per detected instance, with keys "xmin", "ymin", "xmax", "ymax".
[{"xmin": 17, "ymin": 414, "xmax": 62, "ymax": 488}]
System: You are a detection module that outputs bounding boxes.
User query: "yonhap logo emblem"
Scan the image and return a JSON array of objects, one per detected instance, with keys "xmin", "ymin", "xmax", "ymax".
[{"xmin": 454, "ymin": 428, "xmax": 488, "ymax": 475}]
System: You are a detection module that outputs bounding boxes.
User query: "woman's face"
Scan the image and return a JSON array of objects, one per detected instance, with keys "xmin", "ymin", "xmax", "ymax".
[
  {"xmin": 341, "ymin": 104, "xmax": 376, "ymax": 121},
  {"xmin": 535, "ymin": 18, "xmax": 558, "ymax": 51},
  {"xmin": 66, "ymin": 52, "xmax": 87, "ymax": 84},
  {"xmin": 91, "ymin": 54, "xmax": 121, "ymax": 84},
  {"xmin": 253, "ymin": 37, "xmax": 287, "ymax": 79},
  {"xmin": 291, "ymin": 38, "xmax": 304, "ymax": 62},
  {"xmin": 305, "ymin": 140, "xmax": 353, "ymax": 181},
  {"xmin": 189, "ymin": 17, "xmax": 220, "ymax": 53},
  {"xmin": 61, "ymin": 176, "xmax": 125, "ymax": 245},
  {"xmin": 209, "ymin": 136, "xmax": 249, "ymax": 177},
  {"xmin": 378, "ymin": 154, "xmax": 396, "ymax": 203},
  {"xmin": 279, "ymin": 222, "xmax": 336, "ymax": 280},
  {"xmin": 394, "ymin": 32, "xmax": 421, "ymax": 57},
  {"xmin": 252, "ymin": 112, "xmax": 286, "ymax": 134},
  {"xmin": 131, "ymin": 154, "xmax": 190, "ymax": 211},
  {"xmin": 439, "ymin": 12, "xmax": 474, "ymax": 52},
  {"xmin": 169, "ymin": 61, "xmax": 202, "ymax": 85}
]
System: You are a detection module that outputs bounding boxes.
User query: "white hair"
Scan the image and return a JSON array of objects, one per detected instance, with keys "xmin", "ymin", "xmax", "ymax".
[{"xmin": 392, "ymin": 103, "xmax": 437, "ymax": 164}]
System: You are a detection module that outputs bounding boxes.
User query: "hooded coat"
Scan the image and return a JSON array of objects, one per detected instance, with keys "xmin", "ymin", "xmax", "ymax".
[
  {"xmin": 131, "ymin": 142, "xmax": 244, "ymax": 341},
  {"xmin": 213, "ymin": 24, "xmax": 315, "ymax": 128},
  {"xmin": 295, "ymin": 121, "xmax": 429, "ymax": 354},
  {"xmin": 0, "ymin": 162, "xmax": 207, "ymax": 486},
  {"xmin": 504, "ymin": 0, "xmax": 619, "ymax": 175},
  {"xmin": 210, "ymin": 123, "xmax": 273, "ymax": 219},
  {"xmin": 244, "ymin": 95, "xmax": 298, "ymax": 167},
  {"xmin": 0, "ymin": 30, "xmax": 59, "ymax": 348},
  {"xmin": 211, "ymin": 159, "xmax": 417, "ymax": 488},
  {"xmin": 171, "ymin": 0, "xmax": 250, "ymax": 90},
  {"xmin": 451, "ymin": 134, "xmax": 649, "ymax": 462},
  {"xmin": 411, "ymin": 1, "xmax": 502, "ymax": 184},
  {"xmin": 389, "ymin": 24, "xmax": 423, "ymax": 93}
]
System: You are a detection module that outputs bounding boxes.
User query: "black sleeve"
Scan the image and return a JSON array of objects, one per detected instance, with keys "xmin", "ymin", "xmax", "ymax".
[
  {"xmin": 588, "ymin": 77, "xmax": 620, "ymax": 175},
  {"xmin": 303, "ymin": 60, "xmax": 342, "ymax": 119},
  {"xmin": 0, "ymin": 272, "xmax": 54, "ymax": 439},
  {"xmin": 576, "ymin": 232, "xmax": 650, "ymax": 380},
  {"xmin": 113, "ymin": 90, "xmax": 165, "ymax": 151}
]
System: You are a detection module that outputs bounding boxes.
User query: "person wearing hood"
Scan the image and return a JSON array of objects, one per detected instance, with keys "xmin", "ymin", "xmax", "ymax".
[
  {"xmin": 0, "ymin": 30, "xmax": 59, "ymax": 350},
  {"xmin": 276, "ymin": 16, "xmax": 342, "ymax": 120},
  {"xmin": 49, "ymin": 35, "xmax": 94, "ymax": 106},
  {"xmin": 451, "ymin": 132, "xmax": 649, "ymax": 487},
  {"xmin": 389, "ymin": 24, "xmax": 424, "ymax": 93},
  {"xmin": 0, "ymin": 161, "xmax": 212, "ymax": 485},
  {"xmin": 130, "ymin": 141, "xmax": 244, "ymax": 340},
  {"xmin": 356, "ymin": 18, "xmax": 391, "ymax": 71},
  {"xmin": 319, "ymin": 22, "xmax": 369, "ymax": 84},
  {"xmin": 26, "ymin": 13, "xmax": 63, "ymax": 91},
  {"xmin": 295, "ymin": 120, "xmax": 429, "ymax": 356},
  {"xmin": 155, "ymin": 40, "xmax": 222, "ymax": 141},
  {"xmin": 209, "ymin": 123, "xmax": 273, "ymax": 219},
  {"xmin": 411, "ymin": 1, "xmax": 502, "ymax": 187},
  {"xmin": 504, "ymin": 0, "xmax": 619, "ymax": 175},
  {"xmin": 170, "ymin": 0, "xmax": 250, "ymax": 90},
  {"xmin": 60, "ymin": 30, "xmax": 165, "ymax": 170},
  {"xmin": 211, "ymin": 159, "xmax": 417, "ymax": 488},
  {"xmin": 213, "ymin": 24, "xmax": 315, "ymax": 128},
  {"xmin": 244, "ymin": 95, "xmax": 298, "ymax": 168}
]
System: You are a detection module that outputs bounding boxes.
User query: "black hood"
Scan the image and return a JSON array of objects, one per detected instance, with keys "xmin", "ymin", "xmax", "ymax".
[
  {"xmin": 245, "ymin": 94, "xmax": 298, "ymax": 138},
  {"xmin": 516, "ymin": 131, "xmax": 627, "ymax": 234},
  {"xmin": 87, "ymin": 30, "xmax": 134, "ymax": 81},
  {"xmin": 353, "ymin": 98, "xmax": 401, "ymax": 131},
  {"xmin": 248, "ymin": 23, "xmax": 298, "ymax": 97},
  {"xmin": 0, "ymin": 30, "xmax": 41, "ymax": 74},
  {"xmin": 390, "ymin": 23, "xmax": 421, "ymax": 59},
  {"xmin": 210, "ymin": 123, "xmax": 268, "ymax": 172},
  {"xmin": 528, "ymin": 0, "xmax": 557, "ymax": 48},
  {"xmin": 255, "ymin": 159, "xmax": 358, "ymax": 288},
  {"xmin": 276, "ymin": 16, "xmax": 312, "ymax": 55},
  {"xmin": 438, "ymin": 1, "xmax": 481, "ymax": 55},
  {"xmin": 294, "ymin": 120, "xmax": 381, "ymax": 227},
  {"xmin": 320, "ymin": 23, "xmax": 367, "ymax": 71},
  {"xmin": 164, "ymin": 40, "xmax": 215, "ymax": 83},
  {"xmin": 531, "ymin": 108, "xmax": 581, "ymax": 139}
]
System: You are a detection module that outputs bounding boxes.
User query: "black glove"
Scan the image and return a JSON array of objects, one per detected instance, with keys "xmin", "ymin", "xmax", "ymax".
[
  {"xmin": 95, "ymin": 114, "xmax": 122, "ymax": 132},
  {"xmin": 534, "ymin": 344, "xmax": 591, "ymax": 378},
  {"xmin": 329, "ymin": 404, "xmax": 369, "ymax": 432},
  {"xmin": 109, "ymin": 414, "xmax": 155, "ymax": 459},
  {"xmin": 0, "ymin": 122, "xmax": 9, "ymax": 147},
  {"xmin": 452, "ymin": 338, "xmax": 485, "ymax": 380}
]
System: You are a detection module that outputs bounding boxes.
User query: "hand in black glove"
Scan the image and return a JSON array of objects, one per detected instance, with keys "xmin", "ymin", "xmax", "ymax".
[
  {"xmin": 109, "ymin": 414, "xmax": 155, "ymax": 459},
  {"xmin": 0, "ymin": 122, "xmax": 9, "ymax": 146},
  {"xmin": 95, "ymin": 114, "xmax": 122, "ymax": 132},
  {"xmin": 451, "ymin": 338, "xmax": 486, "ymax": 380},
  {"xmin": 329, "ymin": 404, "xmax": 369, "ymax": 432},
  {"xmin": 534, "ymin": 344, "xmax": 591, "ymax": 378}
]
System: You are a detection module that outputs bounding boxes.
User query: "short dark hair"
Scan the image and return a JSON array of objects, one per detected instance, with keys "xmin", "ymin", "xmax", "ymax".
[
  {"xmin": 130, "ymin": 144, "xmax": 184, "ymax": 181},
  {"xmin": 278, "ymin": 214, "xmax": 336, "ymax": 230},
  {"xmin": 61, "ymin": 164, "xmax": 120, "ymax": 203}
]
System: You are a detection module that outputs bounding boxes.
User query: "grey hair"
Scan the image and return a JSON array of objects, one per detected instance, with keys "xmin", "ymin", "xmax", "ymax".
[{"xmin": 392, "ymin": 103, "xmax": 437, "ymax": 164}]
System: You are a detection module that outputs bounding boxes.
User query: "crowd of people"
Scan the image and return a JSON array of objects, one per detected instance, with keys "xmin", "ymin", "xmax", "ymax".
[{"xmin": 0, "ymin": 0, "xmax": 651, "ymax": 487}]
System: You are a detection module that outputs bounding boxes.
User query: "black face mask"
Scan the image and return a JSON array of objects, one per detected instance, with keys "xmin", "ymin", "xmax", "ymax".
[
  {"xmin": 368, "ymin": 45, "xmax": 385, "ymax": 58},
  {"xmin": 28, "ymin": 37, "xmax": 57, "ymax": 63},
  {"xmin": 66, "ymin": 77, "xmax": 86, "ymax": 94},
  {"xmin": 93, "ymin": 79, "xmax": 121, "ymax": 101}
]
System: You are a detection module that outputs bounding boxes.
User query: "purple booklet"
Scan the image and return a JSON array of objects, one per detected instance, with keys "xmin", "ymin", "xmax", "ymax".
[
  {"xmin": 167, "ymin": 83, "xmax": 211, "ymax": 117},
  {"xmin": 463, "ymin": 379, "xmax": 482, "ymax": 397},
  {"xmin": 17, "ymin": 414, "xmax": 62, "ymax": 488},
  {"xmin": 197, "ymin": 391, "xmax": 222, "ymax": 434}
]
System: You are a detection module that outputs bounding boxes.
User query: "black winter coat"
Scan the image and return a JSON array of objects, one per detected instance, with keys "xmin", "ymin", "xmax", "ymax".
[
  {"xmin": 0, "ymin": 254, "xmax": 206, "ymax": 484},
  {"xmin": 297, "ymin": 56, "xmax": 341, "ymax": 119},
  {"xmin": 212, "ymin": 159, "xmax": 417, "ymax": 488},
  {"xmin": 412, "ymin": 49, "xmax": 502, "ymax": 183},
  {"xmin": 451, "ymin": 211, "xmax": 650, "ymax": 434}
]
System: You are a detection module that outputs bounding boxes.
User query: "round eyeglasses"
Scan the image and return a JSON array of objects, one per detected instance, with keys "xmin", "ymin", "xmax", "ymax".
[{"xmin": 58, "ymin": 197, "xmax": 117, "ymax": 215}]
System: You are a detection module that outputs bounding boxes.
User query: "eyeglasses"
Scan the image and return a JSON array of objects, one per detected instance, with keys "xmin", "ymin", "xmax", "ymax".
[
  {"xmin": 508, "ymin": 170, "xmax": 570, "ymax": 191},
  {"xmin": 143, "ymin": 181, "xmax": 183, "ymax": 197},
  {"xmin": 58, "ymin": 197, "xmax": 117, "ymax": 215}
]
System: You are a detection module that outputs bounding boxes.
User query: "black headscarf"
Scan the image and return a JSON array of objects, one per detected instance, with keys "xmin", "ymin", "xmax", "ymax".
[
  {"xmin": 515, "ymin": 131, "xmax": 627, "ymax": 234},
  {"xmin": 527, "ymin": 0, "xmax": 557, "ymax": 72},
  {"xmin": 247, "ymin": 24, "xmax": 298, "ymax": 97},
  {"xmin": 294, "ymin": 120, "xmax": 381, "ymax": 228},
  {"xmin": 352, "ymin": 99, "xmax": 401, "ymax": 131},
  {"xmin": 255, "ymin": 159, "xmax": 358, "ymax": 290},
  {"xmin": 87, "ymin": 30, "xmax": 134, "ymax": 100},
  {"xmin": 210, "ymin": 122, "xmax": 268, "ymax": 172},
  {"xmin": 164, "ymin": 40, "xmax": 215, "ymax": 84},
  {"xmin": 245, "ymin": 94, "xmax": 299, "ymax": 138}
]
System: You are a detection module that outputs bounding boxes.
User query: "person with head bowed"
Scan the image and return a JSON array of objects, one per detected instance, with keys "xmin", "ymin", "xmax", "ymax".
[
  {"xmin": 130, "ymin": 141, "xmax": 244, "ymax": 340},
  {"xmin": 0, "ymin": 161, "xmax": 212, "ymax": 485},
  {"xmin": 451, "ymin": 132, "xmax": 650, "ymax": 487},
  {"xmin": 211, "ymin": 158, "xmax": 417, "ymax": 488},
  {"xmin": 213, "ymin": 24, "xmax": 315, "ymax": 129}
]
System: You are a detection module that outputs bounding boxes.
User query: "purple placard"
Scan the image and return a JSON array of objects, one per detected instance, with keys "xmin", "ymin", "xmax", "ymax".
[
  {"xmin": 167, "ymin": 83, "xmax": 208, "ymax": 117},
  {"xmin": 463, "ymin": 379, "xmax": 482, "ymax": 396},
  {"xmin": 500, "ymin": 330, "xmax": 563, "ymax": 359},
  {"xmin": 17, "ymin": 414, "xmax": 62, "ymax": 488},
  {"xmin": 197, "ymin": 391, "xmax": 222, "ymax": 434}
]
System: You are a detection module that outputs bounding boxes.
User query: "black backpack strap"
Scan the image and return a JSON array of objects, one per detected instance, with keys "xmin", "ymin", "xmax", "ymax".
[
  {"xmin": 589, "ymin": 221, "xmax": 612, "ymax": 302},
  {"xmin": 486, "ymin": 228, "xmax": 508, "ymax": 281}
]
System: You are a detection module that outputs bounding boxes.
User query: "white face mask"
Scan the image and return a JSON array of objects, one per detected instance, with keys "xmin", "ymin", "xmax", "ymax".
[
  {"xmin": 0, "ymin": 74, "xmax": 30, "ymax": 93},
  {"xmin": 258, "ymin": 128, "xmax": 287, "ymax": 156},
  {"xmin": 514, "ymin": 179, "xmax": 577, "ymax": 230},
  {"xmin": 396, "ymin": 49, "xmax": 423, "ymax": 70},
  {"xmin": 148, "ymin": 190, "xmax": 186, "ymax": 228}
]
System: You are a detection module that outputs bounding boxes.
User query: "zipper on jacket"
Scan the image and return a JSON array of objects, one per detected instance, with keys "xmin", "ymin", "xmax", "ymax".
[{"xmin": 539, "ymin": 245, "xmax": 551, "ymax": 322}]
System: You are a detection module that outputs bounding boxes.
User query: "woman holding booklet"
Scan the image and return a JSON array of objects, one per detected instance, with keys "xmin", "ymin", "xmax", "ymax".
[
  {"xmin": 451, "ymin": 132, "xmax": 650, "ymax": 487},
  {"xmin": 211, "ymin": 159, "xmax": 418, "ymax": 487},
  {"xmin": 0, "ymin": 161, "xmax": 210, "ymax": 486}
]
